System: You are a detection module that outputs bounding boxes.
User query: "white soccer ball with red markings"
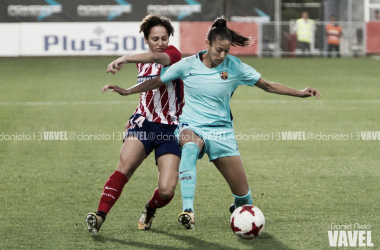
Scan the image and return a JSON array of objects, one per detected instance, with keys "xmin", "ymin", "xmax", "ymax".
[{"xmin": 230, "ymin": 204, "xmax": 265, "ymax": 239}]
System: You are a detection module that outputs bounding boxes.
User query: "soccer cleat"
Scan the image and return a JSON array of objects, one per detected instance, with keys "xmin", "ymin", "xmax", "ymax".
[
  {"xmin": 86, "ymin": 211, "xmax": 106, "ymax": 235},
  {"xmin": 178, "ymin": 208, "xmax": 195, "ymax": 230},
  {"xmin": 230, "ymin": 204, "xmax": 236, "ymax": 214},
  {"xmin": 137, "ymin": 202, "xmax": 156, "ymax": 230}
]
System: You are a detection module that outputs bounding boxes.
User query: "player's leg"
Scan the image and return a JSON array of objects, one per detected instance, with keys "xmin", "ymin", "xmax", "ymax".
[
  {"xmin": 137, "ymin": 123, "xmax": 181, "ymax": 230},
  {"xmin": 156, "ymin": 153, "xmax": 180, "ymax": 202},
  {"xmin": 137, "ymin": 153, "xmax": 180, "ymax": 230},
  {"xmin": 86, "ymin": 136, "xmax": 146, "ymax": 234},
  {"xmin": 102, "ymin": 136, "xmax": 146, "ymax": 213},
  {"xmin": 177, "ymin": 128, "xmax": 204, "ymax": 229},
  {"xmin": 212, "ymin": 156, "xmax": 252, "ymax": 213}
]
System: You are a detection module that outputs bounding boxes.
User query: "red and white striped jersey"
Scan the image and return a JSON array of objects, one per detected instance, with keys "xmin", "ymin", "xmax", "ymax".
[{"xmin": 134, "ymin": 45, "xmax": 184, "ymax": 125}]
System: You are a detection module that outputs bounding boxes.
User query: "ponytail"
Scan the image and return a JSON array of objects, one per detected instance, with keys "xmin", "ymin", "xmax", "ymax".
[{"xmin": 207, "ymin": 17, "xmax": 252, "ymax": 47}]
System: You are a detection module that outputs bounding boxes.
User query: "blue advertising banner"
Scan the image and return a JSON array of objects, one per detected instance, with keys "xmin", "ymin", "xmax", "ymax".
[
  {"xmin": 225, "ymin": 0, "xmax": 275, "ymax": 22},
  {"xmin": 0, "ymin": 0, "xmax": 222, "ymax": 22}
]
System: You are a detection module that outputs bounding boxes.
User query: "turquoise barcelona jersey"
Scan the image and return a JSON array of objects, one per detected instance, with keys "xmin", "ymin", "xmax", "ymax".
[{"xmin": 160, "ymin": 51, "xmax": 261, "ymax": 127}]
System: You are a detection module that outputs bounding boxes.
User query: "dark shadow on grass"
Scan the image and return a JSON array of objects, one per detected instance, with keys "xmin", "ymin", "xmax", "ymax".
[
  {"xmin": 92, "ymin": 235, "xmax": 184, "ymax": 250},
  {"xmin": 92, "ymin": 229, "xmax": 293, "ymax": 250},
  {"xmin": 234, "ymin": 232, "xmax": 295, "ymax": 250}
]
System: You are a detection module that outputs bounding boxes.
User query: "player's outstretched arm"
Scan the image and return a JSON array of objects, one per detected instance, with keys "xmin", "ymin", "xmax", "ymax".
[
  {"xmin": 102, "ymin": 77, "xmax": 165, "ymax": 96},
  {"xmin": 106, "ymin": 52, "xmax": 171, "ymax": 75},
  {"xmin": 255, "ymin": 77, "xmax": 321, "ymax": 99},
  {"xmin": 106, "ymin": 56, "xmax": 126, "ymax": 75}
]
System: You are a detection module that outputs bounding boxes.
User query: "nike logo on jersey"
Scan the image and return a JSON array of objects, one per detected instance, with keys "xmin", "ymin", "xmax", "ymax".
[
  {"xmin": 179, "ymin": 170, "xmax": 190, "ymax": 174},
  {"xmin": 105, "ymin": 186, "xmax": 118, "ymax": 192}
]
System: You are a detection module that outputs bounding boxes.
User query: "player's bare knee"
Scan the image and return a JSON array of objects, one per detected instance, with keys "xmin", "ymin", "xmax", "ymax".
[
  {"xmin": 116, "ymin": 157, "xmax": 137, "ymax": 177},
  {"xmin": 158, "ymin": 186, "xmax": 174, "ymax": 200}
]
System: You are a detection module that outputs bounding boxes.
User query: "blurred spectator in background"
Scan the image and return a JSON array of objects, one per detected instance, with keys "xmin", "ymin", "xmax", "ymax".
[
  {"xmin": 326, "ymin": 15, "xmax": 342, "ymax": 58},
  {"xmin": 374, "ymin": 10, "xmax": 380, "ymax": 20},
  {"xmin": 295, "ymin": 11, "xmax": 316, "ymax": 56}
]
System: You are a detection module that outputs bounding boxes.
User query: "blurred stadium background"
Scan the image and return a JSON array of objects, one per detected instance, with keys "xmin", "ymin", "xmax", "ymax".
[{"xmin": 1, "ymin": 0, "xmax": 380, "ymax": 57}]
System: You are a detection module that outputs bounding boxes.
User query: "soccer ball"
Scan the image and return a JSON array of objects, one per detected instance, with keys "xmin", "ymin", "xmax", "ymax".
[{"xmin": 230, "ymin": 204, "xmax": 265, "ymax": 239}]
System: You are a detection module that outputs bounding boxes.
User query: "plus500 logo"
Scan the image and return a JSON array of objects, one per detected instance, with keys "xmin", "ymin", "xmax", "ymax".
[{"xmin": 44, "ymin": 36, "xmax": 148, "ymax": 52}]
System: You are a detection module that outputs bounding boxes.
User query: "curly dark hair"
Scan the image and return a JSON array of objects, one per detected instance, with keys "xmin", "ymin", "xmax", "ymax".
[{"xmin": 139, "ymin": 15, "xmax": 174, "ymax": 39}]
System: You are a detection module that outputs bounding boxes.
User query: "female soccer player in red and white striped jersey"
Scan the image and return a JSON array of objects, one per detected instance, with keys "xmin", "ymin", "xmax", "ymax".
[{"xmin": 86, "ymin": 15, "xmax": 184, "ymax": 234}]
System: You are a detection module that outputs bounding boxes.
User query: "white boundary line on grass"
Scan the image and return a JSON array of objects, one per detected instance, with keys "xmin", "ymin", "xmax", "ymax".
[
  {"xmin": 0, "ymin": 100, "xmax": 379, "ymax": 106},
  {"xmin": 370, "ymin": 55, "xmax": 380, "ymax": 61},
  {"xmin": 0, "ymin": 100, "xmax": 380, "ymax": 106},
  {"xmin": 0, "ymin": 101, "xmax": 133, "ymax": 106},
  {"xmin": 233, "ymin": 100, "xmax": 380, "ymax": 104},
  {"xmin": 1, "ymin": 100, "xmax": 380, "ymax": 105}
]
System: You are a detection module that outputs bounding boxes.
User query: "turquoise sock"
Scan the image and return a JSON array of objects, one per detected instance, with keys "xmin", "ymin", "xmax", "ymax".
[
  {"xmin": 179, "ymin": 142, "xmax": 199, "ymax": 212},
  {"xmin": 233, "ymin": 188, "xmax": 253, "ymax": 208}
]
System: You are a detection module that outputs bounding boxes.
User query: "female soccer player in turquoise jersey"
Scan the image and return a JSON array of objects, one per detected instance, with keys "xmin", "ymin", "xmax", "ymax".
[{"xmin": 103, "ymin": 17, "xmax": 321, "ymax": 230}]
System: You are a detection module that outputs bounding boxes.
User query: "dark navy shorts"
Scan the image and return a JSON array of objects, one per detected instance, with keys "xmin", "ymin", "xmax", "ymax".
[{"xmin": 124, "ymin": 114, "xmax": 181, "ymax": 163}]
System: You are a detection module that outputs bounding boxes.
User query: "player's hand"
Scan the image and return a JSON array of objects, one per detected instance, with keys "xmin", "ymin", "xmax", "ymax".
[
  {"xmin": 102, "ymin": 84, "xmax": 128, "ymax": 96},
  {"xmin": 106, "ymin": 57, "xmax": 125, "ymax": 74},
  {"xmin": 300, "ymin": 87, "xmax": 321, "ymax": 99}
]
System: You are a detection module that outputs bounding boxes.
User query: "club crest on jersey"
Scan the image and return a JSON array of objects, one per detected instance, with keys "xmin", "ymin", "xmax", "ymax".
[{"xmin": 220, "ymin": 71, "xmax": 228, "ymax": 80}]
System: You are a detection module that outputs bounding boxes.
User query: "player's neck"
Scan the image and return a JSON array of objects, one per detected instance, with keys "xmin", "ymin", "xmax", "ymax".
[{"xmin": 202, "ymin": 53, "xmax": 217, "ymax": 69}]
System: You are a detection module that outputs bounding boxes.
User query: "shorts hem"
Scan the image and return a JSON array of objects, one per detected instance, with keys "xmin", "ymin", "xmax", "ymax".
[
  {"xmin": 209, "ymin": 152, "xmax": 240, "ymax": 162},
  {"xmin": 156, "ymin": 150, "xmax": 181, "ymax": 160}
]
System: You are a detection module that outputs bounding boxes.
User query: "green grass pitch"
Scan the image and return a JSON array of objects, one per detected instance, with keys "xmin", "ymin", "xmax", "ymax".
[{"xmin": 0, "ymin": 56, "xmax": 379, "ymax": 249}]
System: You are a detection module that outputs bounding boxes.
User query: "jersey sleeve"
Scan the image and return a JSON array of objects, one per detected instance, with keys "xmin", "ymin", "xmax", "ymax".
[
  {"xmin": 238, "ymin": 62, "xmax": 261, "ymax": 87},
  {"xmin": 164, "ymin": 45, "xmax": 181, "ymax": 65},
  {"xmin": 160, "ymin": 59, "xmax": 186, "ymax": 84}
]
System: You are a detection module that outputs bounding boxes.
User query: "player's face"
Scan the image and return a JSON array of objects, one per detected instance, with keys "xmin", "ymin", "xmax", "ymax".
[
  {"xmin": 206, "ymin": 38, "xmax": 231, "ymax": 67},
  {"xmin": 145, "ymin": 25, "xmax": 169, "ymax": 53}
]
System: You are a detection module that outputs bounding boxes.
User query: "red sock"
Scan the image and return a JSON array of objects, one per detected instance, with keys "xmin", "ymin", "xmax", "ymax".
[
  {"xmin": 97, "ymin": 171, "xmax": 128, "ymax": 214},
  {"xmin": 148, "ymin": 188, "xmax": 174, "ymax": 209}
]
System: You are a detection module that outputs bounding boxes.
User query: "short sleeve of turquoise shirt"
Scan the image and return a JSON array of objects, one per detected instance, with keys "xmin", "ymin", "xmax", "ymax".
[
  {"xmin": 160, "ymin": 59, "xmax": 187, "ymax": 84},
  {"xmin": 238, "ymin": 62, "xmax": 261, "ymax": 87}
]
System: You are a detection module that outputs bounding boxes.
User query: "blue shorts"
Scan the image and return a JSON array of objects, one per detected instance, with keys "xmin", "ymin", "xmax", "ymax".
[
  {"xmin": 124, "ymin": 114, "xmax": 181, "ymax": 163},
  {"xmin": 175, "ymin": 123, "xmax": 240, "ymax": 161}
]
